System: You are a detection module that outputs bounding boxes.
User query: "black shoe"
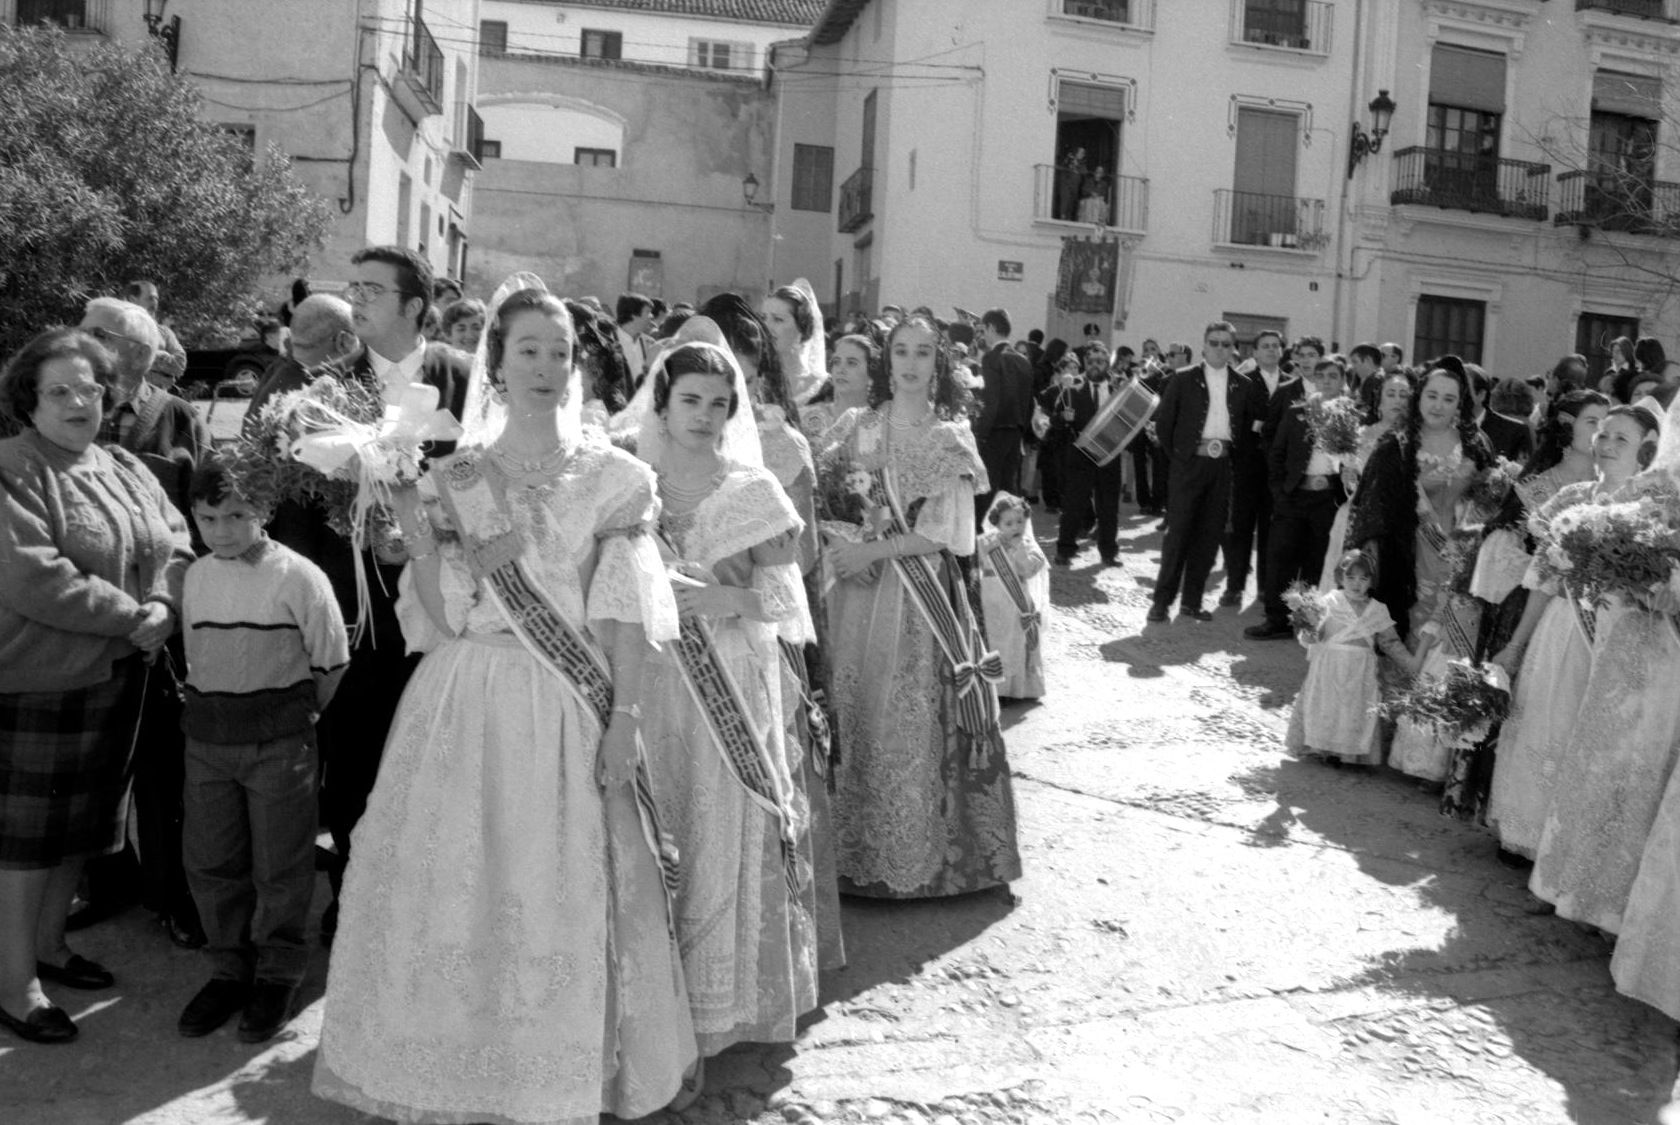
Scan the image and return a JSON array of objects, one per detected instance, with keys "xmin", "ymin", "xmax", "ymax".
[
  {"xmin": 1100, "ymin": 556, "xmax": 1122, "ymax": 568},
  {"xmin": 0, "ymin": 1001, "xmax": 77, "ymax": 1044},
  {"xmin": 1053, "ymin": 555, "xmax": 1073, "ymax": 568},
  {"xmin": 1179, "ymin": 606, "xmax": 1213, "ymax": 622},
  {"xmin": 163, "ymin": 911, "xmax": 207, "ymax": 951},
  {"xmin": 1496, "ymin": 846, "xmax": 1534, "ymax": 871},
  {"xmin": 1145, "ymin": 606, "xmax": 1170, "ymax": 624},
  {"xmin": 178, "ymin": 979, "xmax": 251, "ymax": 1038},
  {"xmin": 36, "ymin": 954, "xmax": 113, "ymax": 991},
  {"xmin": 1244, "ymin": 620, "xmax": 1294, "ymax": 640},
  {"xmin": 238, "ymin": 980, "xmax": 298, "ymax": 1044},
  {"xmin": 1218, "ymin": 591, "xmax": 1243, "ymax": 608}
]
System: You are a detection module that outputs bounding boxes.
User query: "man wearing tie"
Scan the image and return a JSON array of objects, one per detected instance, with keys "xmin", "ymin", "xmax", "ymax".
[
  {"xmin": 1221, "ymin": 330, "xmax": 1296, "ymax": 607},
  {"xmin": 1053, "ymin": 343, "xmax": 1125, "ymax": 567},
  {"xmin": 1148, "ymin": 322, "xmax": 1262, "ymax": 623}
]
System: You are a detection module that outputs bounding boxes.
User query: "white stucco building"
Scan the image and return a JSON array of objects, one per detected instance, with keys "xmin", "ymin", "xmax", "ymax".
[
  {"xmin": 6, "ymin": 0, "xmax": 485, "ymax": 288},
  {"xmin": 771, "ymin": 0, "xmax": 1680, "ymax": 380}
]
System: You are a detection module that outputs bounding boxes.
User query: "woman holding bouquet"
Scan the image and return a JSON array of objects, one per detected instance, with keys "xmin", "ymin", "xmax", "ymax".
[
  {"xmin": 1529, "ymin": 406, "xmax": 1677, "ymax": 934},
  {"xmin": 1483, "ymin": 391, "xmax": 1612, "ymax": 860},
  {"xmin": 820, "ymin": 314, "xmax": 1021, "ymax": 899},
  {"xmin": 313, "ymin": 284, "xmax": 697, "ymax": 1123}
]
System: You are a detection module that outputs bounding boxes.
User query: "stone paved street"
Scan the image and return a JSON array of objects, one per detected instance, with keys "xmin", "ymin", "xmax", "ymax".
[{"xmin": 3, "ymin": 504, "xmax": 1678, "ymax": 1124}]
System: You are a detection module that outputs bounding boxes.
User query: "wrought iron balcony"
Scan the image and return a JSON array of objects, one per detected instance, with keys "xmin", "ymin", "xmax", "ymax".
[
  {"xmin": 1212, "ymin": 189, "xmax": 1327, "ymax": 249},
  {"xmin": 1231, "ymin": 0, "xmax": 1332, "ymax": 56},
  {"xmin": 838, "ymin": 165, "xmax": 873, "ymax": 234},
  {"xmin": 1390, "ymin": 147, "xmax": 1551, "ymax": 220},
  {"xmin": 398, "ymin": 15, "xmax": 446, "ymax": 118},
  {"xmin": 1556, "ymin": 169, "xmax": 1680, "ymax": 236},
  {"xmin": 1576, "ymin": 0, "xmax": 1680, "ymax": 20},
  {"xmin": 1057, "ymin": 0, "xmax": 1155, "ymax": 30},
  {"xmin": 15, "ymin": 0, "xmax": 110, "ymax": 32},
  {"xmin": 1033, "ymin": 165, "xmax": 1148, "ymax": 232}
]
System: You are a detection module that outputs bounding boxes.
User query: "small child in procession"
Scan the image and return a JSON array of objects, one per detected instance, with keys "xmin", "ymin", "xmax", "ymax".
[
  {"xmin": 978, "ymin": 492, "xmax": 1049, "ymax": 700},
  {"xmin": 1286, "ymin": 549, "xmax": 1420, "ymax": 766},
  {"xmin": 176, "ymin": 460, "xmax": 349, "ymax": 1044}
]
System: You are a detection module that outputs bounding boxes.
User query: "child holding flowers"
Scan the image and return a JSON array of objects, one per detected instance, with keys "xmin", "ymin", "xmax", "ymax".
[
  {"xmin": 1286, "ymin": 551, "xmax": 1419, "ymax": 766},
  {"xmin": 977, "ymin": 493, "xmax": 1048, "ymax": 700}
]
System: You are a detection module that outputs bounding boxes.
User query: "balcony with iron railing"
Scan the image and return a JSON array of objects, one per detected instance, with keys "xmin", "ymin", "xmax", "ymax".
[
  {"xmin": 1033, "ymin": 165, "xmax": 1148, "ymax": 232},
  {"xmin": 15, "ymin": 0, "xmax": 110, "ymax": 33},
  {"xmin": 396, "ymin": 15, "xmax": 446, "ymax": 119},
  {"xmin": 1390, "ymin": 147, "xmax": 1551, "ymax": 220},
  {"xmin": 1055, "ymin": 0, "xmax": 1155, "ymax": 31},
  {"xmin": 838, "ymin": 165, "xmax": 873, "ymax": 234},
  {"xmin": 1230, "ymin": 0, "xmax": 1332, "ymax": 56},
  {"xmin": 1556, "ymin": 169, "xmax": 1680, "ymax": 236},
  {"xmin": 1575, "ymin": 0, "xmax": 1680, "ymax": 21},
  {"xmin": 1212, "ymin": 189, "xmax": 1327, "ymax": 249}
]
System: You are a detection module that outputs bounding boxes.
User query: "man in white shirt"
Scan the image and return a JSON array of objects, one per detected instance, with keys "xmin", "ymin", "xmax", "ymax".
[
  {"xmin": 615, "ymin": 293, "xmax": 655, "ymax": 388},
  {"xmin": 1222, "ymin": 329, "xmax": 1297, "ymax": 607}
]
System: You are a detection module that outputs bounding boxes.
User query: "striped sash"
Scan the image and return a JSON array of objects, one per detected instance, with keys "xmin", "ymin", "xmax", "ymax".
[
  {"xmin": 659, "ymin": 533, "xmax": 808, "ymax": 900},
  {"xmin": 873, "ymin": 466, "xmax": 1002, "ymax": 745},
  {"xmin": 436, "ymin": 456, "xmax": 680, "ymax": 929},
  {"xmin": 1565, "ymin": 585, "xmax": 1597, "ymax": 649},
  {"xmin": 986, "ymin": 541, "xmax": 1041, "ymax": 656}
]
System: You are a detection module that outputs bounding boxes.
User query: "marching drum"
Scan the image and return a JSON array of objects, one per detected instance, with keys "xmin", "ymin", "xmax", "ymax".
[{"xmin": 1073, "ymin": 379, "xmax": 1158, "ymax": 466}]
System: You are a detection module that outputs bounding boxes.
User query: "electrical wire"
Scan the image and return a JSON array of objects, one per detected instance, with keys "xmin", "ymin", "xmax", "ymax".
[{"xmin": 200, "ymin": 89, "xmax": 350, "ymax": 113}]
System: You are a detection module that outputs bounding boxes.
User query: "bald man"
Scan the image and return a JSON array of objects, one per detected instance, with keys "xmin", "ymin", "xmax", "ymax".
[{"xmin": 245, "ymin": 294, "xmax": 358, "ymax": 428}]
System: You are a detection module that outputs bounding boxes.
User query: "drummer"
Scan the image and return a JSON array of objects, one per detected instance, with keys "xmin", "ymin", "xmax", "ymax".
[{"xmin": 1052, "ymin": 343, "xmax": 1127, "ymax": 568}]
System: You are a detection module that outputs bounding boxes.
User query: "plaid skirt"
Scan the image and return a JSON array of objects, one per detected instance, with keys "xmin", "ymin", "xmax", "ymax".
[{"xmin": 0, "ymin": 655, "xmax": 147, "ymax": 870}]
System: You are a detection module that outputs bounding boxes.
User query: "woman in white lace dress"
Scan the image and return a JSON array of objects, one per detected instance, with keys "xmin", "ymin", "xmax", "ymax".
[
  {"xmin": 819, "ymin": 314, "xmax": 1021, "ymax": 898},
  {"xmin": 620, "ymin": 340, "xmax": 820, "ymax": 1093},
  {"xmin": 313, "ymin": 284, "xmax": 696, "ymax": 1125}
]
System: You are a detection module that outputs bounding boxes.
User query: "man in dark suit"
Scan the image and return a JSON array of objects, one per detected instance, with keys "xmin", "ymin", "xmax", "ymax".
[
  {"xmin": 1246, "ymin": 358, "xmax": 1351, "ymax": 639},
  {"xmin": 1221, "ymin": 330, "xmax": 1298, "ymax": 607},
  {"xmin": 303, "ymin": 246, "xmax": 469, "ymax": 939},
  {"xmin": 1148, "ymin": 322, "xmax": 1263, "ymax": 622},
  {"xmin": 1468, "ymin": 363, "xmax": 1536, "ymax": 463},
  {"xmin": 1053, "ymin": 343, "xmax": 1126, "ymax": 567},
  {"xmin": 974, "ymin": 306, "xmax": 1035, "ymax": 518}
]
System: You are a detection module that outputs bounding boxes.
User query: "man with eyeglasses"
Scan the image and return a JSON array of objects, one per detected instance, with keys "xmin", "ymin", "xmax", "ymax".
[
  {"xmin": 1147, "ymin": 322, "xmax": 1264, "ymax": 624},
  {"xmin": 305, "ymin": 245, "xmax": 468, "ymax": 944}
]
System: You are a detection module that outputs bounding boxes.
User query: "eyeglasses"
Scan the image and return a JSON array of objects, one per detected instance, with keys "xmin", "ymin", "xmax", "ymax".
[
  {"xmin": 344, "ymin": 281, "xmax": 413, "ymax": 303},
  {"xmin": 84, "ymin": 325, "xmax": 145, "ymax": 349},
  {"xmin": 41, "ymin": 383, "xmax": 103, "ymax": 406}
]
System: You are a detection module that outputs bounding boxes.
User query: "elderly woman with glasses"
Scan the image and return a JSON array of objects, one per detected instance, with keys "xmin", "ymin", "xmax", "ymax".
[{"xmin": 0, "ymin": 328, "xmax": 194, "ymax": 1043}]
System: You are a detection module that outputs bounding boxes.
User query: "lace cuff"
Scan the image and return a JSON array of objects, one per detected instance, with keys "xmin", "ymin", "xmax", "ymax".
[
  {"xmin": 588, "ymin": 531, "xmax": 679, "ymax": 644},
  {"xmin": 753, "ymin": 560, "xmax": 815, "ymax": 644}
]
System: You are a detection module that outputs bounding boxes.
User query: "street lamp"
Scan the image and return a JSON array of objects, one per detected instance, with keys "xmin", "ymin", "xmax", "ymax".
[
  {"xmin": 143, "ymin": 0, "xmax": 181, "ymax": 72},
  {"xmin": 1346, "ymin": 89, "xmax": 1396, "ymax": 179},
  {"xmin": 741, "ymin": 173, "xmax": 774, "ymax": 213}
]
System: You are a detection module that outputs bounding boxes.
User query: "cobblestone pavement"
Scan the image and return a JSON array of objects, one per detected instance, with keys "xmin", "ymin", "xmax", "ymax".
[{"xmin": 3, "ymin": 505, "xmax": 1678, "ymax": 1124}]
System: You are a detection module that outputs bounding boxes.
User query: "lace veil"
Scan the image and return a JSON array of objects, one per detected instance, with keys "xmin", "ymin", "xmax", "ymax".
[
  {"xmin": 458, "ymin": 271, "xmax": 585, "ymax": 448},
  {"xmin": 613, "ymin": 316, "xmax": 764, "ymax": 473},
  {"xmin": 790, "ymin": 277, "xmax": 826, "ymax": 395}
]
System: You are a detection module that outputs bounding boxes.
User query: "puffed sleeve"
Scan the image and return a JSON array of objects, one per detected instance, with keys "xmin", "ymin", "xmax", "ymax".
[
  {"xmin": 912, "ymin": 481, "xmax": 978, "ymax": 555},
  {"xmin": 586, "ymin": 451, "xmax": 679, "ymax": 644},
  {"xmin": 747, "ymin": 531, "xmax": 815, "ymax": 644}
]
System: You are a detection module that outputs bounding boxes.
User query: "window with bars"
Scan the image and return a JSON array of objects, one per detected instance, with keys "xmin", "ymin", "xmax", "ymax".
[
  {"xmin": 1414, "ymin": 296, "xmax": 1486, "ymax": 365},
  {"xmin": 581, "ymin": 29, "xmax": 622, "ymax": 60},
  {"xmin": 575, "ymin": 147, "xmax": 617, "ymax": 167},
  {"xmin": 791, "ymin": 144, "xmax": 834, "ymax": 212}
]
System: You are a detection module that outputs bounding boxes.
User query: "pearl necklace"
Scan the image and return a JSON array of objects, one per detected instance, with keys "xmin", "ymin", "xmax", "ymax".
[
  {"xmin": 490, "ymin": 441, "xmax": 567, "ymax": 486},
  {"xmin": 660, "ymin": 465, "xmax": 725, "ymax": 504},
  {"xmin": 885, "ymin": 403, "xmax": 932, "ymax": 430}
]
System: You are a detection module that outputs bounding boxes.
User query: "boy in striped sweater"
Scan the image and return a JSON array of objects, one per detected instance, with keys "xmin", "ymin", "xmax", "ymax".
[{"xmin": 176, "ymin": 460, "xmax": 348, "ymax": 1044}]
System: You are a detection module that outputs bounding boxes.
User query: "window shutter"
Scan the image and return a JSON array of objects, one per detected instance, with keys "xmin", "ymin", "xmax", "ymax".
[
  {"xmin": 1059, "ymin": 83, "xmax": 1127, "ymax": 120},
  {"xmin": 1593, "ymin": 71, "xmax": 1662, "ymax": 120},
  {"xmin": 1430, "ymin": 45, "xmax": 1506, "ymax": 114}
]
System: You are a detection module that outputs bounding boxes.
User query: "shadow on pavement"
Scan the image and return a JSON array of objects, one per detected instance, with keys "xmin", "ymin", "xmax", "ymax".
[
  {"xmin": 814, "ymin": 890, "xmax": 1015, "ymax": 1012},
  {"xmin": 1232, "ymin": 754, "xmax": 1678, "ymax": 1123}
]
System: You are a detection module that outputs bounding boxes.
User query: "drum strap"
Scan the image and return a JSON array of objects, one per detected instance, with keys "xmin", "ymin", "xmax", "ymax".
[{"xmin": 987, "ymin": 541, "xmax": 1040, "ymax": 656}]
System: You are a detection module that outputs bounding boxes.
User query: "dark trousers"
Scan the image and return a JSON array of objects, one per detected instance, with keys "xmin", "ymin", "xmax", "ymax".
[
  {"xmin": 1152, "ymin": 454, "xmax": 1232, "ymax": 611},
  {"xmin": 1040, "ymin": 431, "xmax": 1071, "ymax": 507},
  {"xmin": 119, "ymin": 641, "xmax": 192, "ymax": 924},
  {"xmin": 184, "ymin": 732, "xmax": 318, "ymax": 985},
  {"xmin": 1057, "ymin": 448, "xmax": 1122, "ymax": 560},
  {"xmin": 977, "ymin": 428, "xmax": 1024, "ymax": 519},
  {"xmin": 1222, "ymin": 454, "xmax": 1272, "ymax": 596},
  {"xmin": 1261, "ymin": 490, "xmax": 1342, "ymax": 623},
  {"xmin": 1150, "ymin": 444, "xmax": 1171, "ymax": 513},
  {"xmin": 1130, "ymin": 442, "xmax": 1155, "ymax": 510}
]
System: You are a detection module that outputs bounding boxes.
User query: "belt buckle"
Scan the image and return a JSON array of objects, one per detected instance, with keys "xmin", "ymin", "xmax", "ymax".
[{"xmin": 1204, "ymin": 438, "xmax": 1225, "ymax": 458}]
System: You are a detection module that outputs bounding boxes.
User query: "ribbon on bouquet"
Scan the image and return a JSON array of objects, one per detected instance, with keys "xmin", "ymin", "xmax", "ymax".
[
  {"xmin": 289, "ymin": 382, "xmax": 464, "ymax": 645},
  {"xmin": 871, "ymin": 466, "xmax": 1002, "ymax": 752},
  {"xmin": 986, "ymin": 540, "xmax": 1041, "ymax": 656}
]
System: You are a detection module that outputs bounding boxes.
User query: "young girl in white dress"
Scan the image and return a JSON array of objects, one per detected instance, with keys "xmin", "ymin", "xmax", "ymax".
[
  {"xmin": 1288, "ymin": 549, "xmax": 1416, "ymax": 766},
  {"xmin": 977, "ymin": 493, "xmax": 1048, "ymax": 700}
]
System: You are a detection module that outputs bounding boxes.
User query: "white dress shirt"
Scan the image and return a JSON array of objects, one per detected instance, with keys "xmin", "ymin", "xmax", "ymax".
[
  {"xmin": 366, "ymin": 338, "xmax": 427, "ymax": 406},
  {"xmin": 1201, "ymin": 365, "xmax": 1232, "ymax": 442},
  {"xmin": 617, "ymin": 326, "xmax": 646, "ymax": 385}
]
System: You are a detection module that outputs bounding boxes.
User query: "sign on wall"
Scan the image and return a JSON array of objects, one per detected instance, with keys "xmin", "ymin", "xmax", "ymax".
[
  {"xmin": 628, "ymin": 249, "xmax": 663, "ymax": 298},
  {"xmin": 998, "ymin": 260, "xmax": 1024, "ymax": 282}
]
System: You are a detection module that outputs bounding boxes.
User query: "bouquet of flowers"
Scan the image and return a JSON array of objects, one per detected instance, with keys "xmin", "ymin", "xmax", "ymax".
[
  {"xmin": 815, "ymin": 450, "xmax": 895, "ymax": 585},
  {"xmin": 1531, "ymin": 492, "xmax": 1680, "ymax": 611},
  {"xmin": 223, "ymin": 374, "xmax": 463, "ymax": 639},
  {"xmin": 1381, "ymin": 658, "xmax": 1511, "ymax": 742},
  {"xmin": 1282, "ymin": 581, "xmax": 1328, "ymax": 639},
  {"xmin": 1302, "ymin": 394, "xmax": 1364, "ymax": 458},
  {"xmin": 1461, "ymin": 456, "xmax": 1521, "ymax": 520}
]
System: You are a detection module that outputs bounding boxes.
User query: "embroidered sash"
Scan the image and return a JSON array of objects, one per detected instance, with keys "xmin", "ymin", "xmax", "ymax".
[
  {"xmin": 658, "ymin": 530, "xmax": 808, "ymax": 900},
  {"xmin": 436, "ymin": 454, "xmax": 681, "ymax": 927},
  {"xmin": 872, "ymin": 465, "xmax": 1003, "ymax": 747},
  {"xmin": 1565, "ymin": 584, "xmax": 1597, "ymax": 648},
  {"xmin": 986, "ymin": 541, "xmax": 1041, "ymax": 656}
]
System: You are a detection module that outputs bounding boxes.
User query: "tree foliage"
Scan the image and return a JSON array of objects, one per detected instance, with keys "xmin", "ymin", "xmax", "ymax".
[{"xmin": 0, "ymin": 25, "xmax": 332, "ymax": 354}]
